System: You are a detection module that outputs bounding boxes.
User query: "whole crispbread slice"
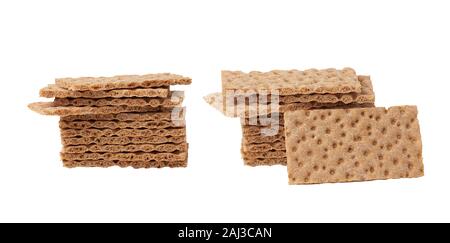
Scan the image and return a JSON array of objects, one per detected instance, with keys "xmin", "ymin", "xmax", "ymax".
[
  {"xmin": 223, "ymin": 75, "xmax": 374, "ymax": 105},
  {"xmin": 242, "ymin": 141, "xmax": 286, "ymax": 152},
  {"xmin": 205, "ymin": 92, "xmax": 374, "ymax": 118},
  {"xmin": 243, "ymin": 157, "xmax": 287, "ymax": 166},
  {"xmin": 60, "ymin": 128, "xmax": 186, "ymax": 138},
  {"xmin": 63, "ymin": 143, "xmax": 188, "ymax": 154},
  {"xmin": 61, "ymin": 151, "xmax": 187, "ymax": 161},
  {"xmin": 59, "ymin": 120, "xmax": 185, "ymax": 129},
  {"xmin": 243, "ymin": 134, "xmax": 285, "ymax": 144},
  {"xmin": 55, "ymin": 73, "xmax": 191, "ymax": 91},
  {"xmin": 63, "ymin": 160, "xmax": 187, "ymax": 169},
  {"xmin": 284, "ymin": 106, "xmax": 424, "ymax": 185},
  {"xmin": 40, "ymin": 84, "xmax": 170, "ymax": 98},
  {"xmin": 61, "ymin": 135, "xmax": 186, "ymax": 146},
  {"xmin": 241, "ymin": 150, "xmax": 286, "ymax": 159},
  {"xmin": 222, "ymin": 68, "xmax": 360, "ymax": 95},
  {"xmin": 242, "ymin": 126, "xmax": 285, "ymax": 136},
  {"xmin": 53, "ymin": 91, "xmax": 184, "ymax": 107},
  {"xmin": 60, "ymin": 108, "xmax": 185, "ymax": 122},
  {"xmin": 29, "ymin": 102, "xmax": 171, "ymax": 116}
]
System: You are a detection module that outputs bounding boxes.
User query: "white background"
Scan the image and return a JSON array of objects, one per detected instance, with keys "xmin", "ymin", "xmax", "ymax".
[{"xmin": 0, "ymin": 0, "xmax": 449, "ymax": 223}]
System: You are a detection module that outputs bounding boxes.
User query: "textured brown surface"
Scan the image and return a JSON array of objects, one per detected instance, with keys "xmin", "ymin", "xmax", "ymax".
[
  {"xmin": 53, "ymin": 91, "xmax": 184, "ymax": 107},
  {"xmin": 241, "ymin": 150, "xmax": 286, "ymax": 159},
  {"xmin": 60, "ymin": 108, "xmax": 185, "ymax": 122},
  {"xmin": 40, "ymin": 84, "xmax": 170, "ymax": 98},
  {"xmin": 243, "ymin": 157, "xmax": 287, "ymax": 166},
  {"xmin": 59, "ymin": 120, "xmax": 185, "ymax": 129},
  {"xmin": 62, "ymin": 135, "xmax": 186, "ymax": 146},
  {"xmin": 221, "ymin": 75, "xmax": 374, "ymax": 105},
  {"xmin": 29, "ymin": 102, "xmax": 167, "ymax": 116},
  {"xmin": 63, "ymin": 160, "xmax": 187, "ymax": 169},
  {"xmin": 284, "ymin": 106, "xmax": 424, "ymax": 185},
  {"xmin": 243, "ymin": 134, "xmax": 285, "ymax": 144},
  {"xmin": 205, "ymin": 92, "xmax": 374, "ymax": 118},
  {"xmin": 61, "ymin": 151, "xmax": 188, "ymax": 161},
  {"xmin": 55, "ymin": 73, "xmax": 191, "ymax": 91},
  {"xmin": 242, "ymin": 142, "xmax": 285, "ymax": 152},
  {"xmin": 222, "ymin": 68, "xmax": 360, "ymax": 95},
  {"xmin": 242, "ymin": 126, "xmax": 285, "ymax": 136},
  {"xmin": 60, "ymin": 128, "xmax": 186, "ymax": 138},
  {"xmin": 63, "ymin": 143, "xmax": 188, "ymax": 153}
]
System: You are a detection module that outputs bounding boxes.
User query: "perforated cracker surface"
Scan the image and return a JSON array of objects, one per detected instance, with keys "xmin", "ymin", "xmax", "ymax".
[
  {"xmin": 60, "ymin": 128, "xmax": 186, "ymax": 138},
  {"xmin": 222, "ymin": 68, "xmax": 360, "ymax": 95},
  {"xmin": 53, "ymin": 91, "xmax": 184, "ymax": 108},
  {"xmin": 284, "ymin": 106, "xmax": 424, "ymax": 184},
  {"xmin": 29, "ymin": 102, "xmax": 165, "ymax": 116},
  {"xmin": 61, "ymin": 135, "xmax": 186, "ymax": 146},
  {"xmin": 55, "ymin": 73, "xmax": 191, "ymax": 91},
  {"xmin": 40, "ymin": 84, "xmax": 170, "ymax": 98}
]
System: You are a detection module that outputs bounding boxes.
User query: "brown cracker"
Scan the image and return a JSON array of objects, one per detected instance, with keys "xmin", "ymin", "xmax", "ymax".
[
  {"xmin": 29, "ymin": 102, "xmax": 167, "ymax": 116},
  {"xmin": 60, "ymin": 108, "xmax": 185, "ymax": 122},
  {"xmin": 63, "ymin": 143, "xmax": 188, "ymax": 154},
  {"xmin": 284, "ymin": 106, "xmax": 424, "ymax": 185},
  {"xmin": 243, "ymin": 157, "xmax": 287, "ymax": 166},
  {"xmin": 243, "ymin": 134, "xmax": 285, "ymax": 144},
  {"xmin": 60, "ymin": 128, "xmax": 186, "ymax": 138},
  {"xmin": 242, "ymin": 126, "xmax": 285, "ymax": 136},
  {"xmin": 205, "ymin": 95, "xmax": 374, "ymax": 118},
  {"xmin": 222, "ymin": 68, "xmax": 360, "ymax": 95},
  {"xmin": 61, "ymin": 151, "xmax": 187, "ymax": 161},
  {"xmin": 242, "ymin": 141, "xmax": 286, "ymax": 152},
  {"xmin": 59, "ymin": 120, "xmax": 185, "ymax": 129},
  {"xmin": 241, "ymin": 150, "xmax": 286, "ymax": 159},
  {"xmin": 55, "ymin": 73, "xmax": 191, "ymax": 91},
  {"xmin": 53, "ymin": 91, "xmax": 184, "ymax": 107},
  {"xmin": 40, "ymin": 84, "xmax": 170, "ymax": 98},
  {"xmin": 224, "ymin": 75, "xmax": 374, "ymax": 105},
  {"xmin": 63, "ymin": 160, "xmax": 187, "ymax": 169},
  {"xmin": 62, "ymin": 135, "xmax": 186, "ymax": 146}
]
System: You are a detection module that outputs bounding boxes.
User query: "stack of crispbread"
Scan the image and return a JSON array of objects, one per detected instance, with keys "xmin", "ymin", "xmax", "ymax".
[
  {"xmin": 29, "ymin": 73, "xmax": 191, "ymax": 168},
  {"xmin": 206, "ymin": 68, "xmax": 375, "ymax": 166}
]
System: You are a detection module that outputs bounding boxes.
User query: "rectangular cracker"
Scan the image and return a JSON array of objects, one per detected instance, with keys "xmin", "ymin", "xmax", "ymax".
[
  {"xmin": 284, "ymin": 106, "xmax": 424, "ymax": 185},
  {"xmin": 60, "ymin": 128, "xmax": 186, "ymax": 138},
  {"xmin": 241, "ymin": 150, "xmax": 286, "ymax": 159},
  {"xmin": 242, "ymin": 126, "xmax": 285, "ymax": 136},
  {"xmin": 243, "ymin": 157, "xmax": 287, "ymax": 166},
  {"xmin": 205, "ymin": 92, "xmax": 374, "ymax": 118},
  {"xmin": 53, "ymin": 91, "xmax": 184, "ymax": 107},
  {"xmin": 62, "ymin": 143, "xmax": 188, "ymax": 154},
  {"xmin": 63, "ymin": 160, "xmax": 187, "ymax": 169},
  {"xmin": 59, "ymin": 120, "xmax": 185, "ymax": 129},
  {"xmin": 40, "ymin": 84, "xmax": 170, "ymax": 98},
  {"xmin": 61, "ymin": 151, "xmax": 187, "ymax": 161},
  {"xmin": 55, "ymin": 73, "xmax": 191, "ymax": 91},
  {"xmin": 222, "ymin": 68, "xmax": 360, "ymax": 95},
  {"xmin": 61, "ymin": 135, "xmax": 186, "ymax": 146},
  {"xmin": 60, "ymin": 108, "xmax": 185, "ymax": 122},
  {"xmin": 29, "ymin": 102, "xmax": 169, "ymax": 116},
  {"xmin": 242, "ymin": 141, "xmax": 286, "ymax": 153},
  {"xmin": 243, "ymin": 134, "xmax": 285, "ymax": 144},
  {"xmin": 223, "ymin": 75, "xmax": 374, "ymax": 105}
]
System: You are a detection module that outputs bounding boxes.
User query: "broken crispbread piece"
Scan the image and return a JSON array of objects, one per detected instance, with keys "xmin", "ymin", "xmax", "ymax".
[
  {"xmin": 56, "ymin": 73, "xmax": 191, "ymax": 91},
  {"xmin": 284, "ymin": 106, "xmax": 424, "ymax": 185},
  {"xmin": 222, "ymin": 68, "xmax": 360, "ymax": 95}
]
